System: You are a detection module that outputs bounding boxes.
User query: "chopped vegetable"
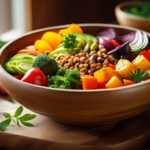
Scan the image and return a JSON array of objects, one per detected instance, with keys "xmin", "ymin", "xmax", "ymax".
[
  {"xmin": 119, "ymin": 32, "xmax": 136, "ymax": 44},
  {"xmin": 130, "ymin": 68, "xmax": 150, "ymax": 83},
  {"xmin": 132, "ymin": 54, "xmax": 150, "ymax": 71},
  {"xmin": 108, "ymin": 64, "xmax": 116, "ymax": 70},
  {"xmin": 49, "ymin": 33, "xmax": 81, "ymax": 57},
  {"xmin": 48, "ymin": 75, "xmax": 71, "ymax": 89},
  {"xmin": 13, "ymin": 74, "xmax": 23, "ymax": 80},
  {"xmin": 107, "ymin": 42, "xmax": 130, "ymax": 59},
  {"xmin": 81, "ymin": 75, "xmax": 98, "ymax": 90},
  {"xmin": 59, "ymin": 28, "xmax": 73, "ymax": 37},
  {"xmin": 17, "ymin": 49, "xmax": 41, "ymax": 56},
  {"xmin": 94, "ymin": 67, "xmax": 122, "ymax": 82},
  {"xmin": 21, "ymin": 68, "xmax": 48, "ymax": 86},
  {"xmin": 123, "ymin": 79, "xmax": 136, "ymax": 86},
  {"xmin": 96, "ymin": 28, "xmax": 119, "ymax": 43},
  {"xmin": 57, "ymin": 67, "xmax": 67, "ymax": 76},
  {"xmin": 69, "ymin": 23, "xmax": 83, "ymax": 33},
  {"xmin": 130, "ymin": 31, "xmax": 149, "ymax": 55},
  {"xmin": 98, "ymin": 81, "xmax": 108, "ymax": 89},
  {"xmin": 110, "ymin": 39, "xmax": 120, "ymax": 48},
  {"xmin": 65, "ymin": 68, "xmax": 81, "ymax": 87},
  {"xmin": 105, "ymin": 76, "xmax": 124, "ymax": 88},
  {"xmin": 32, "ymin": 54, "xmax": 58, "ymax": 76},
  {"xmin": 59, "ymin": 23, "xmax": 83, "ymax": 37},
  {"xmin": 115, "ymin": 59, "xmax": 135, "ymax": 79},
  {"xmin": 139, "ymin": 49, "xmax": 150, "ymax": 62},
  {"xmin": 5, "ymin": 53, "xmax": 36, "ymax": 75},
  {"xmin": 48, "ymin": 68, "xmax": 81, "ymax": 89},
  {"xmin": 41, "ymin": 32, "xmax": 63, "ymax": 50},
  {"xmin": 99, "ymin": 38, "xmax": 114, "ymax": 51},
  {"xmin": 34, "ymin": 40, "xmax": 53, "ymax": 53}
]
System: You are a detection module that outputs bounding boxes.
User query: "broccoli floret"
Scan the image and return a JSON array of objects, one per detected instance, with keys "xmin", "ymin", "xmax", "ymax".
[
  {"xmin": 47, "ymin": 68, "xmax": 81, "ymax": 89},
  {"xmin": 65, "ymin": 68, "xmax": 81, "ymax": 86},
  {"xmin": 48, "ymin": 75, "xmax": 71, "ymax": 89},
  {"xmin": 57, "ymin": 67, "xmax": 67, "ymax": 76},
  {"xmin": 32, "ymin": 54, "xmax": 58, "ymax": 75}
]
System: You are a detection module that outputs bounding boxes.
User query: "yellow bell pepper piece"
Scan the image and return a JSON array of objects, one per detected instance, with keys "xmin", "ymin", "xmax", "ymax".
[
  {"xmin": 34, "ymin": 40, "xmax": 53, "ymax": 54},
  {"xmin": 132, "ymin": 55, "xmax": 150, "ymax": 71},
  {"xmin": 41, "ymin": 32, "xmax": 63, "ymax": 50}
]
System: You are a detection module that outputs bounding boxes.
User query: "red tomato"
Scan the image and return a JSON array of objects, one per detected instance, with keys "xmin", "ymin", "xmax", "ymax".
[
  {"xmin": 13, "ymin": 74, "xmax": 23, "ymax": 80},
  {"xmin": 108, "ymin": 64, "xmax": 116, "ymax": 70},
  {"xmin": 98, "ymin": 81, "xmax": 108, "ymax": 89},
  {"xmin": 21, "ymin": 68, "xmax": 48, "ymax": 86},
  {"xmin": 110, "ymin": 39, "xmax": 120, "ymax": 48},
  {"xmin": 140, "ymin": 50, "xmax": 150, "ymax": 62}
]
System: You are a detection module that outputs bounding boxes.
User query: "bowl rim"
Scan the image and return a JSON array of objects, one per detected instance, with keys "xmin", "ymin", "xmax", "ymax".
[
  {"xmin": 115, "ymin": 1, "xmax": 150, "ymax": 21},
  {"xmin": 1, "ymin": 23, "xmax": 150, "ymax": 93}
]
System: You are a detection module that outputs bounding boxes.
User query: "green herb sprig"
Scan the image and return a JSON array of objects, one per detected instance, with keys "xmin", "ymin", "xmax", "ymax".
[
  {"xmin": 130, "ymin": 68, "xmax": 150, "ymax": 83},
  {"xmin": 0, "ymin": 106, "xmax": 36, "ymax": 131},
  {"xmin": 61, "ymin": 33, "xmax": 77, "ymax": 49}
]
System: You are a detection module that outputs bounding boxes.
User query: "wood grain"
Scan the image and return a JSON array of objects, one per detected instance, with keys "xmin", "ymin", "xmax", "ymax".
[{"xmin": 1, "ymin": 96, "xmax": 150, "ymax": 150}]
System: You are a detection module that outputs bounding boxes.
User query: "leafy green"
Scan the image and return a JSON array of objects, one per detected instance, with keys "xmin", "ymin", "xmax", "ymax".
[
  {"xmin": 14, "ymin": 106, "xmax": 23, "ymax": 117},
  {"xmin": 0, "ymin": 119, "xmax": 11, "ymax": 131},
  {"xmin": 3, "ymin": 113, "xmax": 11, "ymax": 119},
  {"xmin": 130, "ymin": 68, "xmax": 150, "ymax": 83},
  {"xmin": 0, "ymin": 106, "xmax": 36, "ymax": 131},
  {"xmin": 61, "ymin": 33, "xmax": 77, "ymax": 49}
]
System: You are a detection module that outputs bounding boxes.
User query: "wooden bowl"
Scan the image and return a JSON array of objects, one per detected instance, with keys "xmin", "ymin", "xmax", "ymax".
[
  {"xmin": 0, "ymin": 24, "xmax": 150, "ymax": 126},
  {"xmin": 115, "ymin": 1, "xmax": 150, "ymax": 32}
]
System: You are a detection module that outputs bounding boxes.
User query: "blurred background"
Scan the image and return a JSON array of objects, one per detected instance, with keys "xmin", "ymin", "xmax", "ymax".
[{"xmin": 0, "ymin": 0, "xmax": 148, "ymax": 41}]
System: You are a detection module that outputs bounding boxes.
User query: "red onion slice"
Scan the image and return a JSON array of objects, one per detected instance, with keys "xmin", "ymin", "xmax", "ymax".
[
  {"xmin": 119, "ymin": 32, "xmax": 136, "ymax": 44},
  {"xmin": 99, "ymin": 38, "xmax": 114, "ymax": 51}
]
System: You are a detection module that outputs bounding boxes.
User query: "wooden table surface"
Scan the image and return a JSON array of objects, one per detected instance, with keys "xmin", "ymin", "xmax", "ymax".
[{"xmin": 1, "ymin": 95, "xmax": 150, "ymax": 150}]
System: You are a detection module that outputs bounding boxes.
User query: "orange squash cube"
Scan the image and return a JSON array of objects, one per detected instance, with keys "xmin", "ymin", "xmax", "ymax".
[
  {"xmin": 81, "ymin": 75, "xmax": 98, "ymax": 90},
  {"xmin": 106, "ymin": 76, "xmax": 124, "ymax": 88},
  {"xmin": 94, "ymin": 67, "xmax": 122, "ymax": 82}
]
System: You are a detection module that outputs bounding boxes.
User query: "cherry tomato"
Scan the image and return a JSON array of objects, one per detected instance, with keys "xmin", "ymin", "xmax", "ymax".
[
  {"xmin": 21, "ymin": 68, "xmax": 48, "ymax": 86},
  {"xmin": 13, "ymin": 74, "xmax": 23, "ymax": 80}
]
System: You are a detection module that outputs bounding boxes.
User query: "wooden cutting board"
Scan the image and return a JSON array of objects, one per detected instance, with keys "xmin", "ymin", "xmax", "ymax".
[{"xmin": 1, "ymin": 95, "xmax": 150, "ymax": 150}]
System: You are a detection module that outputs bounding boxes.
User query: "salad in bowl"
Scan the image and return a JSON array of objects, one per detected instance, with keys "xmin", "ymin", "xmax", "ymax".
[
  {"xmin": 3, "ymin": 23, "xmax": 150, "ymax": 90},
  {"xmin": 0, "ymin": 23, "xmax": 150, "ymax": 125}
]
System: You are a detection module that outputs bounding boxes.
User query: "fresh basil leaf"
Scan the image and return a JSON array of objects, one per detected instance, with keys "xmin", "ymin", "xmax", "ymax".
[
  {"xmin": 3, "ymin": 113, "xmax": 11, "ymax": 119},
  {"xmin": 16, "ymin": 119, "xmax": 20, "ymax": 127},
  {"xmin": 14, "ymin": 106, "xmax": 23, "ymax": 117},
  {"xmin": 0, "ymin": 119, "xmax": 11, "ymax": 131},
  {"xmin": 12, "ymin": 119, "xmax": 16, "ymax": 123},
  {"xmin": 20, "ymin": 121, "xmax": 34, "ymax": 127},
  {"xmin": 18, "ymin": 114, "xmax": 36, "ymax": 121}
]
